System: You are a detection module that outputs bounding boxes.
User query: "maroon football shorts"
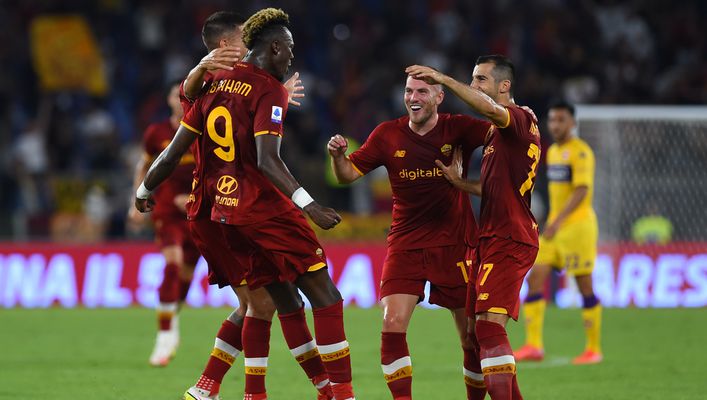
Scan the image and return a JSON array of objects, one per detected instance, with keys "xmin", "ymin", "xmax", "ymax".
[
  {"xmin": 189, "ymin": 217, "xmax": 275, "ymax": 289},
  {"xmin": 154, "ymin": 216, "xmax": 201, "ymax": 265},
  {"xmin": 470, "ymin": 237, "xmax": 538, "ymax": 320},
  {"xmin": 380, "ymin": 243, "xmax": 471, "ymax": 310},
  {"xmin": 230, "ymin": 207, "xmax": 328, "ymax": 285}
]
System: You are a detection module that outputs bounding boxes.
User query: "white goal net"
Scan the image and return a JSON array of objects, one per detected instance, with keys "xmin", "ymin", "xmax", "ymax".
[{"xmin": 576, "ymin": 105, "xmax": 707, "ymax": 244}]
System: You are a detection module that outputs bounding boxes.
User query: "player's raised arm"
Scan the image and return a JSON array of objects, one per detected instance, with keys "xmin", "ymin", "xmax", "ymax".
[
  {"xmin": 406, "ymin": 65, "xmax": 510, "ymax": 128},
  {"xmin": 135, "ymin": 126, "xmax": 198, "ymax": 212},
  {"xmin": 327, "ymin": 134, "xmax": 362, "ymax": 184}
]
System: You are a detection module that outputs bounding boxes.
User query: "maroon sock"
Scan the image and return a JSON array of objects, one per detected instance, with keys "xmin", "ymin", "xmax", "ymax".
[
  {"xmin": 197, "ymin": 319, "xmax": 243, "ymax": 395},
  {"xmin": 157, "ymin": 262, "xmax": 180, "ymax": 330},
  {"xmin": 476, "ymin": 320, "xmax": 518, "ymax": 400},
  {"xmin": 278, "ymin": 307, "xmax": 332, "ymax": 395},
  {"xmin": 312, "ymin": 300, "xmax": 352, "ymax": 385},
  {"xmin": 158, "ymin": 262, "xmax": 180, "ymax": 303},
  {"xmin": 464, "ymin": 332, "xmax": 487, "ymax": 400},
  {"xmin": 381, "ymin": 332, "xmax": 412, "ymax": 398},
  {"xmin": 243, "ymin": 316, "xmax": 271, "ymax": 395}
]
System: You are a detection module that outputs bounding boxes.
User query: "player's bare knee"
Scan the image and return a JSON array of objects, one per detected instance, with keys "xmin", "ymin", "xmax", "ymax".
[
  {"xmin": 247, "ymin": 289, "xmax": 277, "ymax": 320},
  {"xmin": 382, "ymin": 306, "xmax": 411, "ymax": 332},
  {"xmin": 382, "ymin": 313, "xmax": 407, "ymax": 332},
  {"xmin": 297, "ymin": 270, "xmax": 342, "ymax": 308},
  {"xmin": 476, "ymin": 311, "xmax": 508, "ymax": 327},
  {"xmin": 247, "ymin": 302, "xmax": 275, "ymax": 320},
  {"xmin": 228, "ymin": 308, "xmax": 246, "ymax": 325}
]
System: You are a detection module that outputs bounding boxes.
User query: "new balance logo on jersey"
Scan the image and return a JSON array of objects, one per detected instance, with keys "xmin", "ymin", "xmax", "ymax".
[
  {"xmin": 478, "ymin": 293, "xmax": 489, "ymax": 300},
  {"xmin": 271, "ymin": 106, "xmax": 283, "ymax": 123},
  {"xmin": 217, "ymin": 175, "xmax": 238, "ymax": 195},
  {"xmin": 440, "ymin": 144, "xmax": 452, "ymax": 156},
  {"xmin": 393, "ymin": 150, "xmax": 406, "ymax": 158}
]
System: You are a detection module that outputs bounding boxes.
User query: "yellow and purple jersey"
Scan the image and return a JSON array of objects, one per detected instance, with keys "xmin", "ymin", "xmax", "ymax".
[{"xmin": 546, "ymin": 137, "xmax": 595, "ymax": 225}]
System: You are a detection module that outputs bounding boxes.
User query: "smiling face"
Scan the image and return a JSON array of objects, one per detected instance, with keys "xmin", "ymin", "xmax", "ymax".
[
  {"xmin": 470, "ymin": 62, "xmax": 510, "ymax": 102},
  {"xmin": 404, "ymin": 76, "xmax": 443, "ymax": 126}
]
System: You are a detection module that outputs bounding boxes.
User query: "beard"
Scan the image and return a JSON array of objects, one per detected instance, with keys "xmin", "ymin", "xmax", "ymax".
[{"xmin": 408, "ymin": 107, "xmax": 433, "ymax": 125}]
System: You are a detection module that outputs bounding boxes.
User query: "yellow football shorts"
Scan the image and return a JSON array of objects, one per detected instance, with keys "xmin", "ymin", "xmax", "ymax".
[{"xmin": 536, "ymin": 216, "xmax": 598, "ymax": 276}]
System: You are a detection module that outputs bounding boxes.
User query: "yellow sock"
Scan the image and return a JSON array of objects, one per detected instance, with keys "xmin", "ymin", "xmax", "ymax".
[
  {"xmin": 581, "ymin": 305, "xmax": 602, "ymax": 353},
  {"xmin": 523, "ymin": 299, "xmax": 546, "ymax": 349}
]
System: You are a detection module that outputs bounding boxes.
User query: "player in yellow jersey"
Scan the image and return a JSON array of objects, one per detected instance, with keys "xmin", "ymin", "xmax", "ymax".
[{"xmin": 514, "ymin": 100, "xmax": 602, "ymax": 365}]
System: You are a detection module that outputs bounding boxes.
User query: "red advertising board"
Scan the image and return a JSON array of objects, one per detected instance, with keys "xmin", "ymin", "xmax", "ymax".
[{"xmin": 0, "ymin": 242, "xmax": 705, "ymax": 308}]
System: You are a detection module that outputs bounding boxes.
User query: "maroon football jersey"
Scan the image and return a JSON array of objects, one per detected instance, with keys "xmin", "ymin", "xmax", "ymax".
[
  {"xmin": 348, "ymin": 114, "xmax": 488, "ymax": 251},
  {"xmin": 142, "ymin": 119, "xmax": 195, "ymax": 220},
  {"xmin": 181, "ymin": 62, "xmax": 297, "ymax": 225},
  {"xmin": 179, "ymin": 79, "xmax": 207, "ymax": 220},
  {"xmin": 478, "ymin": 105, "xmax": 541, "ymax": 247}
]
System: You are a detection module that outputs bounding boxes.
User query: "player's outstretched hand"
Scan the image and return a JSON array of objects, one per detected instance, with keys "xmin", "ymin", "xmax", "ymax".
[
  {"xmin": 435, "ymin": 146, "xmax": 463, "ymax": 184},
  {"xmin": 327, "ymin": 134, "xmax": 348, "ymax": 158},
  {"xmin": 198, "ymin": 46, "xmax": 241, "ymax": 71},
  {"xmin": 135, "ymin": 196, "xmax": 155, "ymax": 213},
  {"xmin": 304, "ymin": 202, "xmax": 342, "ymax": 230},
  {"xmin": 405, "ymin": 65, "xmax": 447, "ymax": 85},
  {"xmin": 285, "ymin": 72, "xmax": 305, "ymax": 107}
]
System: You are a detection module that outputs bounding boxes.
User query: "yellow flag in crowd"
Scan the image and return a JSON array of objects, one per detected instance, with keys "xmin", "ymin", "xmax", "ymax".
[{"xmin": 30, "ymin": 15, "xmax": 108, "ymax": 96}]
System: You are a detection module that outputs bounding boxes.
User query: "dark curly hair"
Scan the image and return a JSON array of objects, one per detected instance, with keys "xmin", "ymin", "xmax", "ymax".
[{"xmin": 242, "ymin": 8, "xmax": 290, "ymax": 50}]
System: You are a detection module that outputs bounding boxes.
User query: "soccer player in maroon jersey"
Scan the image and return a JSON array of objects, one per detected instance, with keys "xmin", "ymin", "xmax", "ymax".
[
  {"xmin": 143, "ymin": 11, "xmax": 332, "ymax": 400},
  {"xmin": 136, "ymin": 8, "xmax": 355, "ymax": 400},
  {"xmin": 128, "ymin": 81, "xmax": 200, "ymax": 367},
  {"xmin": 408, "ymin": 56, "xmax": 541, "ymax": 400},
  {"xmin": 327, "ymin": 76, "xmax": 489, "ymax": 400}
]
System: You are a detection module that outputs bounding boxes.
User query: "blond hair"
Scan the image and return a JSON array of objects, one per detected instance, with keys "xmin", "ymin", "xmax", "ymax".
[{"xmin": 242, "ymin": 8, "xmax": 289, "ymax": 50}]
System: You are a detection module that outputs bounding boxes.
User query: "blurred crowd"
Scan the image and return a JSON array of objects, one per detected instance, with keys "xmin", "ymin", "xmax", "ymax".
[{"xmin": 0, "ymin": 0, "xmax": 705, "ymax": 240}]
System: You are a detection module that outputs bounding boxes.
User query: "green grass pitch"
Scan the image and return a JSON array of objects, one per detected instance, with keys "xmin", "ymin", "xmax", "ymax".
[{"xmin": 1, "ymin": 306, "xmax": 704, "ymax": 399}]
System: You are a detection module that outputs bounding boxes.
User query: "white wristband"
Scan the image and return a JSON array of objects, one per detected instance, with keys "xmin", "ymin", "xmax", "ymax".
[
  {"xmin": 136, "ymin": 182, "xmax": 152, "ymax": 200},
  {"xmin": 291, "ymin": 187, "xmax": 314, "ymax": 209}
]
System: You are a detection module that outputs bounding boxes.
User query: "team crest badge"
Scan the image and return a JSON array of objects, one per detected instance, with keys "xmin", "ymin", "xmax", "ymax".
[
  {"xmin": 271, "ymin": 106, "xmax": 283, "ymax": 123},
  {"xmin": 441, "ymin": 144, "xmax": 452, "ymax": 157}
]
